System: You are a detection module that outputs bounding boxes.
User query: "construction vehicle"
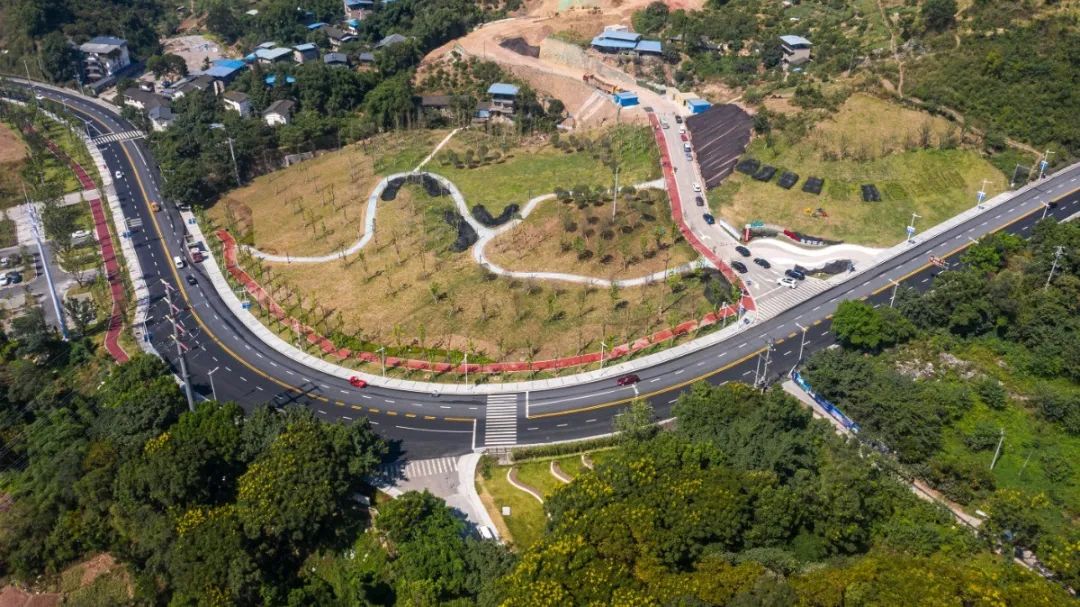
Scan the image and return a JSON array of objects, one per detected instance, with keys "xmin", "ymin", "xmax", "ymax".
[{"xmin": 583, "ymin": 73, "xmax": 623, "ymax": 95}]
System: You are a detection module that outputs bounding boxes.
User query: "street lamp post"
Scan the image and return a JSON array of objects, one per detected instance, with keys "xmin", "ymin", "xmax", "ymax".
[
  {"xmin": 1041, "ymin": 202, "xmax": 1051, "ymax": 220},
  {"xmin": 463, "ymin": 352, "xmax": 469, "ymax": 387},
  {"xmin": 377, "ymin": 346, "xmax": 386, "ymax": 377},
  {"xmin": 1045, "ymin": 246, "xmax": 1065, "ymax": 291},
  {"xmin": 208, "ymin": 366, "xmax": 220, "ymax": 401},
  {"xmin": 600, "ymin": 341, "xmax": 608, "ymax": 368},
  {"xmin": 906, "ymin": 213, "xmax": 921, "ymax": 243},
  {"xmin": 889, "ymin": 280, "xmax": 901, "ymax": 308},
  {"xmin": 795, "ymin": 323, "xmax": 808, "ymax": 362}
]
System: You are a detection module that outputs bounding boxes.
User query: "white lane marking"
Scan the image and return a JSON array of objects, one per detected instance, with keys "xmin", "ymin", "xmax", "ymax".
[
  {"xmin": 285, "ymin": 369, "xmax": 294, "ymax": 376},
  {"xmin": 586, "ymin": 418, "xmax": 597, "ymax": 423},
  {"xmin": 255, "ymin": 386, "xmax": 264, "ymax": 391},
  {"xmin": 557, "ymin": 423, "xmax": 568, "ymax": 427},
  {"xmin": 361, "ymin": 395, "xmax": 371, "ymax": 399},
  {"xmin": 738, "ymin": 342, "xmax": 747, "ymax": 348},
  {"xmin": 674, "ymin": 369, "xmax": 684, "ymax": 375},
  {"xmin": 649, "ymin": 378, "xmax": 661, "ymax": 383},
  {"xmin": 340, "ymin": 390, "xmax": 349, "ymax": 394},
  {"xmin": 270, "ymin": 361, "xmax": 278, "ymax": 367},
  {"xmin": 239, "ymin": 376, "xmax": 248, "ymax": 382},
  {"xmin": 256, "ymin": 353, "xmax": 263, "ymax": 358}
]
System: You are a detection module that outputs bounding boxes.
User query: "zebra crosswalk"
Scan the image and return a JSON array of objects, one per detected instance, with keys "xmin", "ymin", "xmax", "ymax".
[
  {"xmin": 752, "ymin": 277, "xmax": 833, "ymax": 320},
  {"xmin": 485, "ymin": 394, "xmax": 518, "ymax": 446},
  {"xmin": 374, "ymin": 456, "xmax": 459, "ymax": 483},
  {"xmin": 91, "ymin": 130, "xmax": 146, "ymax": 146}
]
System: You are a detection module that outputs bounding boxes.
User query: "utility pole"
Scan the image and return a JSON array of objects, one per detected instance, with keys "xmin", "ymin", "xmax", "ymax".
[
  {"xmin": 600, "ymin": 341, "xmax": 608, "ymax": 368},
  {"xmin": 25, "ymin": 195, "xmax": 68, "ymax": 341},
  {"xmin": 209, "ymin": 123, "xmax": 241, "ymax": 187},
  {"xmin": 1041, "ymin": 202, "xmax": 1051, "ymax": 220},
  {"xmin": 889, "ymin": 280, "xmax": 901, "ymax": 308},
  {"xmin": 760, "ymin": 341, "xmax": 773, "ymax": 391},
  {"xmin": 989, "ymin": 428, "xmax": 1005, "ymax": 470},
  {"xmin": 162, "ymin": 279, "xmax": 195, "ymax": 411},
  {"xmin": 463, "ymin": 352, "xmax": 469, "ymax": 387},
  {"xmin": 795, "ymin": 323, "xmax": 808, "ymax": 362},
  {"xmin": 377, "ymin": 346, "xmax": 386, "ymax": 376},
  {"xmin": 1044, "ymin": 245, "xmax": 1065, "ymax": 291}
]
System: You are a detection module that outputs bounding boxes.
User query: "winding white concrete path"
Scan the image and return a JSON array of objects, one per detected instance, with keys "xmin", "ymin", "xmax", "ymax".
[{"xmin": 243, "ymin": 169, "xmax": 704, "ymax": 287}]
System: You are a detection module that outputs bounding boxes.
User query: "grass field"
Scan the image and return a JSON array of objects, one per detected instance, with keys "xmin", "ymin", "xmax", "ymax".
[
  {"xmin": 209, "ymin": 131, "xmax": 446, "ymax": 256},
  {"xmin": 0, "ymin": 216, "xmax": 16, "ymax": 248},
  {"xmin": 486, "ymin": 187, "xmax": 700, "ymax": 280},
  {"xmin": 0, "ymin": 122, "xmax": 29, "ymax": 210},
  {"xmin": 436, "ymin": 125, "xmax": 661, "ymax": 208},
  {"xmin": 260, "ymin": 181, "xmax": 718, "ymax": 363},
  {"xmin": 477, "ymin": 468, "xmax": 546, "ymax": 551},
  {"xmin": 708, "ymin": 94, "xmax": 1008, "ymax": 246}
]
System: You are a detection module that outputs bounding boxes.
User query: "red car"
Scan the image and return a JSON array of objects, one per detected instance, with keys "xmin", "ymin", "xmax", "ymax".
[
  {"xmin": 680, "ymin": 133, "xmax": 688, "ymax": 142},
  {"xmin": 616, "ymin": 374, "xmax": 641, "ymax": 386},
  {"xmin": 348, "ymin": 376, "xmax": 368, "ymax": 388}
]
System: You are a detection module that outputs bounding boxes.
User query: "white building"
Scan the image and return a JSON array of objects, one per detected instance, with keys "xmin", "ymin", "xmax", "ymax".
[
  {"xmin": 779, "ymin": 35, "xmax": 812, "ymax": 67},
  {"xmin": 79, "ymin": 36, "xmax": 130, "ymax": 83},
  {"xmin": 222, "ymin": 91, "xmax": 251, "ymax": 117},
  {"xmin": 263, "ymin": 99, "xmax": 295, "ymax": 126}
]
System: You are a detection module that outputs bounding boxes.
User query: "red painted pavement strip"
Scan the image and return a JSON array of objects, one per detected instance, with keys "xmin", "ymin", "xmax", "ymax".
[
  {"xmin": 33, "ymin": 132, "xmax": 129, "ymax": 362},
  {"xmin": 216, "ymin": 229, "xmax": 744, "ymax": 375},
  {"xmin": 646, "ymin": 113, "xmax": 756, "ymax": 313}
]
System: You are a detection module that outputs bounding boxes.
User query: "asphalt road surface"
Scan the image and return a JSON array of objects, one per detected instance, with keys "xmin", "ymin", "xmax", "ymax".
[{"xmin": 12, "ymin": 82, "xmax": 1080, "ymax": 461}]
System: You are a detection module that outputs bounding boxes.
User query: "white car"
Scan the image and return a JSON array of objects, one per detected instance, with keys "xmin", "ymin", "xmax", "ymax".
[
  {"xmin": 661, "ymin": 121, "xmax": 669, "ymax": 129},
  {"xmin": 71, "ymin": 229, "xmax": 92, "ymax": 241},
  {"xmin": 0, "ymin": 275, "xmax": 8, "ymax": 287},
  {"xmin": 679, "ymin": 127, "xmax": 686, "ymax": 135},
  {"xmin": 114, "ymin": 170, "xmax": 123, "ymax": 179},
  {"xmin": 777, "ymin": 277, "xmax": 798, "ymax": 289},
  {"xmin": 692, "ymin": 182, "xmax": 702, "ymax": 193}
]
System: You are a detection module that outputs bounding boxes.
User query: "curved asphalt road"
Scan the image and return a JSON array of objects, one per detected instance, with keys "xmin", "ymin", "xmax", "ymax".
[{"xmin": 12, "ymin": 81, "xmax": 1080, "ymax": 460}]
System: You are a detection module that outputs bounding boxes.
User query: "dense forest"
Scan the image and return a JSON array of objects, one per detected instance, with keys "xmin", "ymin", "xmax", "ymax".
[
  {"xmin": 806, "ymin": 218, "xmax": 1080, "ymax": 588},
  {"xmin": 1, "ymin": 309, "xmax": 1069, "ymax": 604}
]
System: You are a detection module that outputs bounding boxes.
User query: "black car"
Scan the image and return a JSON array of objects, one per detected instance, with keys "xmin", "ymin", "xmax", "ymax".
[
  {"xmin": 702, "ymin": 213, "xmax": 715, "ymax": 225},
  {"xmin": 730, "ymin": 260, "xmax": 748, "ymax": 273},
  {"xmin": 753, "ymin": 257, "xmax": 771, "ymax": 269},
  {"xmin": 185, "ymin": 274, "xmax": 198, "ymax": 286},
  {"xmin": 734, "ymin": 245, "xmax": 751, "ymax": 257},
  {"xmin": 694, "ymin": 196, "xmax": 705, "ymax": 207},
  {"xmin": 785, "ymin": 268, "xmax": 806, "ymax": 280},
  {"xmin": 674, "ymin": 115, "xmax": 684, "ymax": 124}
]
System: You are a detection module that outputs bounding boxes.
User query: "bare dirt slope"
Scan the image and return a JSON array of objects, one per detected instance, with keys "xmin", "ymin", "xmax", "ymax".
[{"xmin": 422, "ymin": 0, "xmax": 701, "ymax": 127}]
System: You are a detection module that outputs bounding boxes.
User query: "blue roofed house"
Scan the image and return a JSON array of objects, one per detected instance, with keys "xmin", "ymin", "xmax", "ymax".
[
  {"xmin": 779, "ymin": 35, "xmax": 812, "ymax": 66},
  {"xmin": 344, "ymin": 0, "xmax": 374, "ymax": 19},
  {"xmin": 293, "ymin": 43, "xmax": 319, "ymax": 64},
  {"xmin": 487, "ymin": 82, "xmax": 519, "ymax": 116},
  {"xmin": 591, "ymin": 28, "xmax": 663, "ymax": 56},
  {"xmin": 203, "ymin": 59, "xmax": 247, "ymax": 85}
]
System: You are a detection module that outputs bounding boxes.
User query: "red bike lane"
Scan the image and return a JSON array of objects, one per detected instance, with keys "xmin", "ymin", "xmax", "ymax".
[{"xmin": 37, "ymin": 135, "xmax": 129, "ymax": 363}]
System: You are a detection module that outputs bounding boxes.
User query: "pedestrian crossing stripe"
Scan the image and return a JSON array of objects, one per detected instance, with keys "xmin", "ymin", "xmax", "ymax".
[
  {"xmin": 373, "ymin": 456, "xmax": 460, "ymax": 482},
  {"xmin": 91, "ymin": 130, "xmax": 146, "ymax": 146},
  {"xmin": 485, "ymin": 394, "xmax": 518, "ymax": 446}
]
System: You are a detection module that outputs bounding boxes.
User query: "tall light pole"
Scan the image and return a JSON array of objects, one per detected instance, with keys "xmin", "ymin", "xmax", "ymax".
[
  {"xmin": 1041, "ymin": 202, "xmax": 1052, "ymax": 220},
  {"xmin": 377, "ymin": 346, "xmax": 386, "ymax": 376},
  {"xmin": 906, "ymin": 213, "xmax": 921, "ymax": 243},
  {"xmin": 208, "ymin": 366, "xmax": 220, "ymax": 401},
  {"xmin": 600, "ymin": 341, "xmax": 608, "ymax": 368},
  {"xmin": 1045, "ymin": 246, "xmax": 1065, "ymax": 291},
  {"xmin": 209, "ymin": 123, "xmax": 241, "ymax": 187},
  {"xmin": 463, "ymin": 352, "xmax": 469, "ymax": 387},
  {"xmin": 1039, "ymin": 149, "xmax": 1054, "ymax": 178},
  {"xmin": 795, "ymin": 323, "xmax": 808, "ymax": 362},
  {"xmin": 889, "ymin": 280, "xmax": 901, "ymax": 308},
  {"xmin": 976, "ymin": 179, "xmax": 990, "ymax": 209}
]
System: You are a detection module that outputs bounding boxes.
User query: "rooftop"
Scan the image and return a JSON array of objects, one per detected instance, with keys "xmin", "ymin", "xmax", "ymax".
[
  {"xmin": 294, "ymin": 43, "xmax": 317, "ymax": 52},
  {"xmin": 591, "ymin": 37, "xmax": 638, "ymax": 50},
  {"xmin": 779, "ymin": 34, "xmax": 812, "ymax": 47},
  {"xmin": 80, "ymin": 36, "xmax": 127, "ymax": 54},
  {"xmin": 214, "ymin": 59, "xmax": 246, "ymax": 69},
  {"xmin": 307, "ymin": 22, "xmax": 327, "ymax": 30},
  {"xmin": 323, "ymin": 52, "xmax": 348, "ymax": 64},
  {"xmin": 204, "ymin": 62, "xmax": 246, "ymax": 79},
  {"xmin": 487, "ymin": 82, "xmax": 520, "ymax": 96},
  {"xmin": 376, "ymin": 33, "xmax": 409, "ymax": 48},
  {"xmin": 357, "ymin": 52, "xmax": 376, "ymax": 63},
  {"xmin": 264, "ymin": 99, "xmax": 296, "ymax": 115},
  {"xmin": 264, "ymin": 74, "xmax": 297, "ymax": 86},
  {"xmin": 635, "ymin": 39, "xmax": 662, "ymax": 54},
  {"xmin": 597, "ymin": 30, "xmax": 641, "ymax": 42},
  {"xmin": 123, "ymin": 88, "xmax": 167, "ymax": 108},
  {"xmin": 223, "ymin": 90, "xmax": 249, "ymax": 102},
  {"xmin": 255, "ymin": 47, "xmax": 294, "ymax": 61}
]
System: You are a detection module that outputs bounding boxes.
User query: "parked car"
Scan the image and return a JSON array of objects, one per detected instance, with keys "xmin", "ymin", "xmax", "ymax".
[
  {"xmin": 0, "ymin": 256, "xmax": 9, "ymax": 267},
  {"xmin": 661, "ymin": 121, "xmax": 669, "ymax": 129},
  {"xmin": 71, "ymin": 229, "xmax": 91, "ymax": 241},
  {"xmin": 173, "ymin": 255, "xmax": 185, "ymax": 269},
  {"xmin": 753, "ymin": 257, "xmax": 771, "ymax": 269},
  {"xmin": 5, "ymin": 271, "xmax": 22, "ymax": 284},
  {"xmin": 674, "ymin": 115, "xmax": 684, "ymax": 124},
  {"xmin": 185, "ymin": 274, "xmax": 197, "ymax": 286},
  {"xmin": 680, "ymin": 133, "xmax": 688, "ymax": 142},
  {"xmin": 777, "ymin": 277, "xmax": 798, "ymax": 289},
  {"xmin": 702, "ymin": 213, "xmax": 715, "ymax": 225},
  {"xmin": 114, "ymin": 170, "xmax": 123, "ymax": 179},
  {"xmin": 616, "ymin": 374, "xmax": 641, "ymax": 386},
  {"xmin": 734, "ymin": 245, "xmax": 751, "ymax": 257},
  {"xmin": 692, "ymin": 182, "xmax": 702, "ymax": 192},
  {"xmin": 150, "ymin": 201, "xmax": 161, "ymax": 212},
  {"xmin": 730, "ymin": 260, "xmax": 748, "ymax": 273},
  {"xmin": 0, "ymin": 275, "xmax": 8, "ymax": 287},
  {"xmin": 694, "ymin": 196, "xmax": 705, "ymax": 207},
  {"xmin": 679, "ymin": 126, "xmax": 686, "ymax": 135},
  {"xmin": 785, "ymin": 268, "xmax": 806, "ymax": 280},
  {"xmin": 348, "ymin": 376, "xmax": 368, "ymax": 388}
]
